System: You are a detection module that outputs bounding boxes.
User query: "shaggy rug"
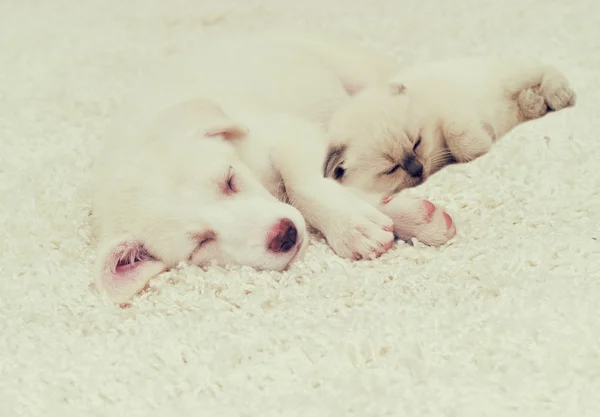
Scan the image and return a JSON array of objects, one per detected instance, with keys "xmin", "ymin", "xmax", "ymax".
[{"xmin": 1, "ymin": 0, "xmax": 599, "ymax": 416}]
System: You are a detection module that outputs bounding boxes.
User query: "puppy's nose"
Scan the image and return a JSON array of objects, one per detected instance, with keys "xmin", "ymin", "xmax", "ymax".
[
  {"xmin": 268, "ymin": 218, "xmax": 298, "ymax": 253},
  {"xmin": 403, "ymin": 155, "xmax": 423, "ymax": 178}
]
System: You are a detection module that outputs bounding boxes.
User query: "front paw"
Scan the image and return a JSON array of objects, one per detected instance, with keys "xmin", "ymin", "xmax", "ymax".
[
  {"xmin": 382, "ymin": 197, "xmax": 456, "ymax": 246},
  {"xmin": 443, "ymin": 119, "xmax": 494, "ymax": 163},
  {"xmin": 540, "ymin": 70, "xmax": 577, "ymax": 111},
  {"xmin": 517, "ymin": 86, "xmax": 549, "ymax": 120},
  {"xmin": 324, "ymin": 203, "xmax": 395, "ymax": 260}
]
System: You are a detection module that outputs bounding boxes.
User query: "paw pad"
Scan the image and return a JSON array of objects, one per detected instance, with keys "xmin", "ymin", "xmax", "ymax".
[
  {"xmin": 423, "ymin": 200, "xmax": 436, "ymax": 222},
  {"xmin": 443, "ymin": 212, "xmax": 453, "ymax": 229},
  {"xmin": 379, "ymin": 240, "xmax": 393, "ymax": 251}
]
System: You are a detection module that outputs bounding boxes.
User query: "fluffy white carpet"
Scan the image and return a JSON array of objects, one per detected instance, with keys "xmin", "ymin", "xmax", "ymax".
[{"xmin": 1, "ymin": 0, "xmax": 599, "ymax": 415}]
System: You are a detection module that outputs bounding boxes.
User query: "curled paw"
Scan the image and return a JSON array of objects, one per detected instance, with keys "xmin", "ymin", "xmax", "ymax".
[
  {"xmin": 325, "ymin": 202, "xmax": 395, "ymax": 260},
  {"xmin": 540, "ymin": 71, "xmax": 577, "ymax": 111},
  {"xmin": 517, "ymin": 86, "xmax": 548, "ymax": 120},
  {"xmin": 382, "ymin": 197, "xmax": 456, "ymax": 247}
]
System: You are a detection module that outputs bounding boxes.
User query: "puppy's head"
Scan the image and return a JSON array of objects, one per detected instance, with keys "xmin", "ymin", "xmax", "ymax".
[
  {"xmin": 325, "ymin": 81, "xmax": 453, "ymax": 197},
  {"xmin": 325, "ymin": 83, "xmax": 426, "ymax": 196},
  {"xmin": 91, "ymin": 99, "xmax": 308, "ymax": 303}
]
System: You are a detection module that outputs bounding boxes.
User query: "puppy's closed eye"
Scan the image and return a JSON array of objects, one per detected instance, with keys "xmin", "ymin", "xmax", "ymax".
[
  {"xmin": 413, "ymin": 138, "xmax": 421, "ymax": 151},
  {"xmin": 333, "ymin": 166, "xmax": 346, "ymax": 179},
  {"xmin": 221, "ymin": 166, "xmax": 238, "ymax": 195},
  {"xmin": 187, "ymin": 230, "xmax": 217, "ymax": 261},
  {"xmin": 323, "ymin": 144, "xmax": 347, "ymax": 180},
  {"xmin": 196, "ymin": 231, "xmax": 216, "ymax": 247},
  {"xmin": 385, "ymin": 164, "xmax": 402, "ymax": 175}
]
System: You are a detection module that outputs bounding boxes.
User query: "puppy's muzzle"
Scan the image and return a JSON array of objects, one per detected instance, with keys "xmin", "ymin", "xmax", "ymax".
[
  {"xmin": 403, "ymin": 155, "xmax": 423, "ymax": 178},
  {"xmin": 267, "ymin": 218, "xmax": 298, "ymax": 253}
]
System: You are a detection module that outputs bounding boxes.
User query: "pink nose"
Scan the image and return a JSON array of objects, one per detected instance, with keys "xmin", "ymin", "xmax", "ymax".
[{"xmin": 267, "ymin": 218, "xmax": 298, "ymax": 253}]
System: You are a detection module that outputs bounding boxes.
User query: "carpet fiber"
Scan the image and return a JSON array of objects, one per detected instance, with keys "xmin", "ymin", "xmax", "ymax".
[{"xmin": 1, "ymin": 0, "xmax": 599, "ymax": 415}]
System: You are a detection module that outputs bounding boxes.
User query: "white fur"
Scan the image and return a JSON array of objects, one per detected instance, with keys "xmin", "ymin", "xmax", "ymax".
[
  {"xmin": 91, "ymin": 99, "xmax": 309, "ymax": 302},
  {"xmin": 91, "ymin": 32, "xmax": 456, "ymax": 303}
]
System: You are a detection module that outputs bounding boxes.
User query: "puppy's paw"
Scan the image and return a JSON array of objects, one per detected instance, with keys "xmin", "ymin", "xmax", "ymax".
[
  {"xmin": 382, "ymin": 197, "xmax": 456, "ymax": 247},
  {"xmin": 517, "ymin": 86, "xmax": 548, "ymax": 120},
  {"xmin": 443, "ymin": 119, "xmax": 494, "ymax": 163},
  {"xmin": 540, "ymin": 71, "xmax": 577, "ymax": 111},
  {"xmin": 324, "ymin": 202, "xmax": 395, "ymax": 260}
]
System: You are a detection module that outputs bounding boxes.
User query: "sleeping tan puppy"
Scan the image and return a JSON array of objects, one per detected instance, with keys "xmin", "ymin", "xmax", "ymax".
[{"xmin": 325, "ymin": 58, "xmax": 577, "ymax": 197}]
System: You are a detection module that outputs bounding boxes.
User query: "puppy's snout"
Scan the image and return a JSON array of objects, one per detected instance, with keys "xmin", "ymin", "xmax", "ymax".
[
  {"xmin": 404, "ymin": 155, "xmax": 423, "ymax": 178},
  {"xmin": 268, "ymin": 218, "xmax": 298, "ymax": 253}
]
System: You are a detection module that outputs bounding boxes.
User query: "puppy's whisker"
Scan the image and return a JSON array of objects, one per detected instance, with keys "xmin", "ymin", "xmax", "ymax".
[
  {"xmin": 430, "ymin": 154, "xmax": 451, "ymax": 164},
  {"xmin": 430, "ymin": 148, "xmax": 453, "ymax": 159},
  {"xmin": 428, "ymin": 150, "xmax": 453, "ymax": 166},
  {"xmin": 425, "ymin": 148, "xmax": 455, "ymax": 173}
]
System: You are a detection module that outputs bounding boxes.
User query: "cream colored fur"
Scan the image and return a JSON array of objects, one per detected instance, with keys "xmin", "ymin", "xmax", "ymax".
[
  {"xmin": 327, "ymin": 57, "xmax": 576, "ymax": 196},
  {"xmin": 91, "ymin": 33, "xmax": 456, "ymax": 303}
]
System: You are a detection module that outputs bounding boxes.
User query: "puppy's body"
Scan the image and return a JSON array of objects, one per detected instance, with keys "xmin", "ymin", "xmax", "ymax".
[
  {"xmin": 393, "ymin": 57, "xmax": 576, "ymax": 166},
  {"xmin": 134, "ymin": 32, "xmax": 398, "ymax": 130},
  {"xmin": 326, "ymin": 57, "xmax": 576, "ymax": 196}
]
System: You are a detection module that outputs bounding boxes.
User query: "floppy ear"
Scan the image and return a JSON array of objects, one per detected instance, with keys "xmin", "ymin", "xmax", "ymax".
[
  {"xmin": 323, "ymin": 144, "xmax": 347, "ymax": 180},
  {"xmin": 388, "ymin": 80, "xmax": 407, "ymax": 95},
  {"xmin": 204, "ymin": 120, "xmax": 249, "ymax": 140},
  {"xmin": 95, "ymin": 236, "xmax": 167, "ymax": 304}
]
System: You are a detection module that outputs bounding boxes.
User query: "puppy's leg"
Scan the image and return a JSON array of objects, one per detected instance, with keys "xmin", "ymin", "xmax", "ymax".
[
  {"xmin": 270, "ymin": 122, "xmax": 395, "ymax": 260},
  {"xmin": 442, "ymin": 115, "xmax": 495, "ymax": 163},
  {"xmin": 517, "ymin": 86, "xmax": 548, "ymax": 120},
  {"xmin": 498, "ymin": 59, "xmax": 577, "ymax": 111},
  {"xmin": 351, "ymin": 189, "xmax": 456, "ymax": 247},
  {"xmin": 442, "ymin": 60, "xmax": 576, "ymax": 162}
]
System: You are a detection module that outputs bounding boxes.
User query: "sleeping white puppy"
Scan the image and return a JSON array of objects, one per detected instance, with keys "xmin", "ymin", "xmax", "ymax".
[
  {"xmin": 325, "ymin": 57, "xmax": 577, "ymax": 196},
  {"xmin": 91, "ymin": 35, "xmax": 455, "ymax": 303}
]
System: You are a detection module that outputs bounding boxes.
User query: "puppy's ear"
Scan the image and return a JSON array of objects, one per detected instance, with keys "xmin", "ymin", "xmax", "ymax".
[
  {"xmin": 323, "ymin": 144, "xmax": 347, "ymax": 180},
  {"xmin": 95, "ymin": 236, "xmax": 167, "ymax": 304},
  {"xmin": 388, "ymin": 80, "xmax": 407, "ymax": 96},
  {"xmin": 204, "ymin": 121, "xmax": 249, "ymax": 140}
]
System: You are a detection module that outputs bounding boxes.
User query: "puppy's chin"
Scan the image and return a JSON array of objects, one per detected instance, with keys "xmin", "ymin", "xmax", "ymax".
[
  {"xmin": 410, "ymin": 176, "xmax": 425, "ymax": 187},
  {"xmin": 391, "ymin": 176, "xmax": 424, "ymax": 194}
]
